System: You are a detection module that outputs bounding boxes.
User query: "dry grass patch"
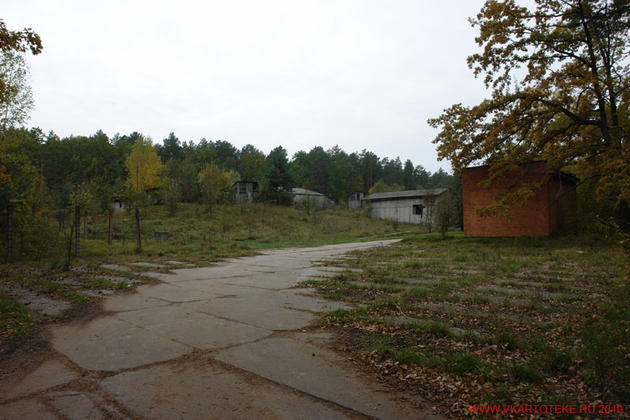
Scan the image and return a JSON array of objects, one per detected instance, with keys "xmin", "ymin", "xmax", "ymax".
[{"xmin": 309, "ymin": 233, "xmax": 629, "ymax": 419}]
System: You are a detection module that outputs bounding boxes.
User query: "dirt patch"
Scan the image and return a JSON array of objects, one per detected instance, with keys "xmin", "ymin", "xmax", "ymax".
[{"xmin": 0, "ymin": 285, "xmax": 70, "ymax": 316}]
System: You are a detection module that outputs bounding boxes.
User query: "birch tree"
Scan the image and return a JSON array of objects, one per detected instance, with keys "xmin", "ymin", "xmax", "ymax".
[{"xmin": 125, "ymin": 135, "xmax": 163, "ymax": 251}]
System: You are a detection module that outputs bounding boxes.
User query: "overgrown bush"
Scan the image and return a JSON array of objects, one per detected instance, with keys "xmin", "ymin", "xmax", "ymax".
[
  {"xmin": 0, "ymin": 210, "xmax": 60, "ymax": 261},
  {"xmin": 581, "ymin": 256, "xmax": 630, "ymax": 400}
]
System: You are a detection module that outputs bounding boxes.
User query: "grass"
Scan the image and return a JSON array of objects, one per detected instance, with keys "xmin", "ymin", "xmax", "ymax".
[
  {"xmin": 325, "ymin": 307, "xmax": 382, "ymax": 325},
  {"xmin": 76, "ymin": 203, "xmax": 402, "ymax": 264},
  {"xmin": 508, "ymin": 362, "xmax": 545, "ymax": 384},
  {"xmin": 403, "ymin": 320, "xmax": 452, "ymax": 337},
  {"xmin": 494, "ymin": 330, "xmax": 524, "ymax": 350},
  {"xmin": 32, "ymin": 279, "xmax": 87, "ymax": 303},
  {"xmin": 2, "ymin": 203, "xmax": 402, "ymax": 266},
  {"xmin": 365, "ymin": 332, "xmax": 485, "ymax": 375},
  {"xmin": 0, "ymin": 296, "xmax": 33, "ymax": 336},
  {"xmin": 445, "ymin": 352, "xmax": 485, "ymax": 376},
  {"xmin": 86, "ymin": 278, "xmax": 130, "ymax": 290},
  {"xmin": 306, "ymin": 232, "xmax": 630, "ymax": 418}
]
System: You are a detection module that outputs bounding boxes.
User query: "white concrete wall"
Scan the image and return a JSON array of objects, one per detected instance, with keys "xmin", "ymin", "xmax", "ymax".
[{"xmin": 367, "ymin": 197, "xmax": 436, "ymax": 225}]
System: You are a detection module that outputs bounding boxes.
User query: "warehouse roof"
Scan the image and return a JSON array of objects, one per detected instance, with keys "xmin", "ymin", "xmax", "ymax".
[
  {"xmin": 292, "ymin": 187, "xmax": 325, "ymax": 196},
  {"xmin": 365, "ymin": 188, "xmax": 447, "ymax": 201}
]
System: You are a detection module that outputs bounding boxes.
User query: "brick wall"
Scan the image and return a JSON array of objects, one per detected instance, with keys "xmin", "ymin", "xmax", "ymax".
[
  {"xmin": 462, "ymin": 162, "xmax": 574, "ymax": 237},
  {"xmin": 548, "ymin": 175, "xmax": 578, "ymax": 233}
]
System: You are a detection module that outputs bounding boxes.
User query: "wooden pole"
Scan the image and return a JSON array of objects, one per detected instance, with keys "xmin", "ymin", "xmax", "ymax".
[
  {"xmin": 107, "ymin": 208, "xmax": 113, "ymax": 245},
  {"xmin": 135, "ymin": 207, "xmax": 141, "ymax": 251},
  {"xmin": 74, "ymin": 205, "xmax": 81, "ymax": 256}
]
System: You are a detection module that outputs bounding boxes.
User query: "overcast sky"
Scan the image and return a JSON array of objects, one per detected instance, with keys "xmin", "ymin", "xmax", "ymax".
[{"xmin": 4, "ymin": 0, "xmax": 490, "ymax": 173}]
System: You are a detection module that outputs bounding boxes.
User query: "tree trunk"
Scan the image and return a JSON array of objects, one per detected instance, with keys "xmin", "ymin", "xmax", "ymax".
[
  {"xmin": 107, "ymin": 208, "xmax": 113, "ymax": 245},
  {"xmin": 74, "ymin": 205, "xmax": 81, "ymax": 256},
  {"xmin": 7, "ymin": 205, "xmax": 14, "ymax": 259},
  {"xmin": 135, "ymin": 207, "xmax": 141, "ymax": 251},
  {"xmin": 58, "ymin": 209, "xmax": 64, "ymax": 231},
  {"xmin": 83, "ymin": 210, "xmax": 88, "ymax": 240},
  {"xmin": 65, "ymin": 222, "xmax": 73, "ymax": 270}
]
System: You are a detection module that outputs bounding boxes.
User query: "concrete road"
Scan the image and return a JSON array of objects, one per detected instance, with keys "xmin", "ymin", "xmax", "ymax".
[{"xmin": 0, "ymin": 240, "xmax": 441, "ymax": 420}]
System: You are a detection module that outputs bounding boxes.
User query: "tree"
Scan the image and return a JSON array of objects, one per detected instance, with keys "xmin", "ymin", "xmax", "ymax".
[
  {"xmin": 166, "ymin": 155, "xmax": 199, "ymax": 202},
  {"xmin": 403, "ymin": 160, "xmax": 416, "ymax": 189},
  {"xmin": 0, "ymin": 20, "xmax": 41, "ymax": 131},
  {"xmin": 414, "ymin": 165, "xmax": 430, "ymax": 189},
  {"xmin": 429, "ymin": 0, "xmax": 630, "ymax": 216},
  {"xmin": 329, "ymin": 146, "xmax": 360, "ymax": 202},
  {"xmin": 125, "ymin": 136, "xmax": 163, "ymax": 251},
  {"xmin": 0, "ymin": 20, "xmax": 42, "ymax": 55},
  {"xmin": 198, "ymin": 162, "xmax": 232, "ymax": 211},
  {"xmin": 0, "ymin": 51, "xmax": 34, "ymax": 129},
  {"xmin": 435, "ymin": 194, "xmax": 455, "ymax": 237},
  {"xmin": 382, "ymin": 157, "xmax": 404, "ymax": 187},
  {"xmin": 85, "ymin": 130, "xmax": 126, "ymax": 244},
  {"xmin": 368, "ymin": 179, "xmax": 403, "ymax": 194},
  {"xmin": 263, "ymin": 146, "xmax": 293, "ymax": 205},
  {"xmin": 427, "ymin": 168, "xmax": 453, "ymax": 189},
  {"xmin": 0, "ymin": 21, "xmax": 41, "ymax": 258},
  {"xmin": 238, "ymin": 144, "xmax": 265, "ymax": 182},
  {"xmin": 359, "ymin": 150, "xmax": 382, "ymax": 192},
  {"xmin": 157, "ymin": 132, "xmax": 183, "ymax": 162},
  {"xmin": 0, "ymin": 129, "xmax": 38, "ymax": 258}
]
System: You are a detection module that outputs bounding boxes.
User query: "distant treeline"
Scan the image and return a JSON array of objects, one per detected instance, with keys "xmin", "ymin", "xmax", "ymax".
[
  {"xmin": 154, "ymin": 131, "xmax": 454, "ymax": 201},
  {"xmin": 4, "ymin": 127, "xmax": 454, "ymax": 205}
]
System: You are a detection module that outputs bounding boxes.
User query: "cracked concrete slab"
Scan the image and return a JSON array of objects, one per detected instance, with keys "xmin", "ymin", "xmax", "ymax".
[
  {"xmin": 95, "ymin": 275, "xmax": 138, "ymax": 284},
  {"xmin": 129, "ymin": 262, "xmax": 166, "ymax": 269},
  {"xmin": 165, "ymin": 260, "xmax": 194, "ymax": 266},
  {"xmin": 193, "ymin": 296, "xmax": 317, "ymax": 330},
  {"xmin": 210, "ymin": 271, "xmax": 311, "ymax": 290},
  {"xmin": 0, "ymin": 398, "xmax": 57, "ymax": 419},
  {"xmin": 47, "ymin": 392, "xmax": 109, "ymax": 420},
  {"xmin": 52, "ymin": 316, "xmax": 191, "ymax": 371},
  {"xmin": 100, "ymin": 359, "xmax": 354, "ymax": 419},
  {"xmin": 1, "ymin": 358, "xmax": 80, "ymax": 401},
  {"xmin": 277, "ymin": 289, "xmax": 352, "ymax": 312},
  {"xmin": 145, "ymin": 264, "xmax": 270, "ymax": 283},
  {"xmin": 114, "ymin": 304, "xmax": 271, "ymax": 349},
  {"xmin": 81, "ymin": 289, "xmax": 115, "ymax": 298},
  {"xmin": 102, "ymin": 292, "xmax": 171, "ymax": 312},
  {"xmin": 4, "ymin": 239, "xmax": 444, "ymax": 419},
  {"xmin": 215, "ymin": 335, "xmax": 437, "ymax": 420},
  {"xmin": 134, "ymin": 283, "xmax": 216, "ymax": 303}
]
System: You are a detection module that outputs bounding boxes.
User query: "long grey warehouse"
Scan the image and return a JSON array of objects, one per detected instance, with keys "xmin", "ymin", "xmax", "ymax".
[{"xmin": 365, "ymin": 188, "xmax": 447, "ymax": 226}]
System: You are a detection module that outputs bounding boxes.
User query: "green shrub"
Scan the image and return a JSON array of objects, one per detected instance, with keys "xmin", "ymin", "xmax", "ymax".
[
  {"xmin": 494, "ymin": 331, "xmax": 523, "ymax": 350},
  {"xmin": 445, "ymin": 352, "xmax": 483, "ymax": 376},
  {"xmin": 509, "ymin": 362, "xmax": 544, "ymax": 384},
  {"xmin": 540, "ymin": 349, "xmax": 573, "ymax": 374},
  {"xmin": 581, "ymin": 276, "xmax": 630, "ymax": 399},
  {"xmin": 0, "ymin": 296, "xmax": 33, "ymax": 335}
]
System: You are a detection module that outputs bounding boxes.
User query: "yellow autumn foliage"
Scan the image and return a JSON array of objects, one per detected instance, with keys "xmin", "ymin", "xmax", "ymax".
[{"xmin": 126, "ymin": 136, "xmax": 163, "ymax": 194}]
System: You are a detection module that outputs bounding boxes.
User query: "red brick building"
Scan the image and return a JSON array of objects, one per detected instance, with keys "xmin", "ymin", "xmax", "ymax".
[{"xmin": 462, "ymin": 162, "xmax": 577, "ymax": 237}]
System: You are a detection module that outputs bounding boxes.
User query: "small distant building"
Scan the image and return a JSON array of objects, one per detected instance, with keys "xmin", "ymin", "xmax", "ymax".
[
  {"xmin": 292, "ymin": 188, "xmax": 335, "ymax": 210},
  {"xmin": 462, "ymin": 161, "xmax": 577, "ymax": 237},
  {"xmin": 111, "ymin": 200, "xmax": 124, "ymax": 213},
  {"xmin": 364, "ymin": 189, "xmax": 448, "ymax": 226},
  {"xmin": 348, "ymin": 192, "xmax": 365, "ymax": 209},
  {"xmin": 233, "ymin": 181, "xmax": 259, "ymax": 203}
]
